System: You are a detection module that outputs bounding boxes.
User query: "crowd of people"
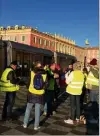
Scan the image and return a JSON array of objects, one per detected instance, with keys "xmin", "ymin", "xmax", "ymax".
[{"xmin": 0, "ymin": 58, "xmax": 99, "ymax": 130}]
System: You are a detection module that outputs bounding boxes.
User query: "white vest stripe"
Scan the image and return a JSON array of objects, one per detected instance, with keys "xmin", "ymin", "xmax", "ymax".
[
  {"xmin": 68, "ymin": 85, "xmax": 82, "ymax": 89},
  {"xmin": 87, "ymin": 78, "xmax": 99, "ymax": 83},
  {"xmin": 71, "ymin": 82, "xmax": 83, "ymax": 85}
]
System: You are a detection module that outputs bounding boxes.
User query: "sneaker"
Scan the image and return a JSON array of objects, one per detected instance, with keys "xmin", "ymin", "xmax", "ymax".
[
  {"xmin": 64, "ymin": 119, "xmax": 74, "ymax": 124},
  {"xmin": 23, "ymin": 124, "xmax": 27, "ymax": 128},
  {"xmin": 34, "ymin": 126, "xmax": 40, "ymax": 130},
  {"xmin": 76, "ymin": 118, "xmax": 80, "ymax": 122},
  {"xmin": 43, "ymin": 112, "xmax": 47, "ymax": 116},
  {"xmin": 52, "ymin": 111, "xmax": 56, "ymax": 115}
]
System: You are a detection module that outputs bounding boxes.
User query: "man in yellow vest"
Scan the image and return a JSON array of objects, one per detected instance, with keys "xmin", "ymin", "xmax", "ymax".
[
  {"xmin": 64, "ymin": 61, "xmax": 84, "ymax": 125},
  {"xmin": 0, "ymin": 61, "xmax": 19, "ymax": 121},
  {"xmin": 86, "ymin": 58, "xmax": 99, "ymax": 103}
]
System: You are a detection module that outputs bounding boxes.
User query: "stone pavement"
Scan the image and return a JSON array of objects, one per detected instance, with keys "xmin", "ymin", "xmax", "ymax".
[{"xmin": 0, "ymin": 87, "xmax": 99, "ymax": 135}]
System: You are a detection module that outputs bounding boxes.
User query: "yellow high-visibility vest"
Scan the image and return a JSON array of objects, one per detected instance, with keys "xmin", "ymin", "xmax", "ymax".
[
  {"xmin": 0, "ymin": 68, "xmax": 19, "ymax": 92},
  {"xmin": 86, "ymin": 71, "xmax": 99, "ymax": 88},
  {"xmin": 29, "ymin": 71, "xmax": 47, "ymax": 95},
  {"xmin": 66, "ymin": 71, "xmax": 84, "ymax": 95}
]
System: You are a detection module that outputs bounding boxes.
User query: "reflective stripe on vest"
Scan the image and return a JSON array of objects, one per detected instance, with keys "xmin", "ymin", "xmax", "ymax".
[
  {"xmin": 68, "ymin": 81, "xmax": 83, "ymax": 89},
  {"xmin": 66, "ymin": 71, "xmax": 84, "ymax": 95},
  {"xmin": 86, "ymin": 72, "xmax": 99, "ymax": 86},
  {"xmin": 29, "ymin": 71, "xmax": 47, "ymax": 95},
  {"xmin": 0, "ymin": 68, "xmax": 19, "ymax": 92}
]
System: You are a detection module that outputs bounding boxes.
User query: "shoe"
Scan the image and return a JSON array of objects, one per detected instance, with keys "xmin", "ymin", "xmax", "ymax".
[
  {"xmin": 23, "ymin": 124, "xmax": 27, "ymax": 128},
  {"xmin": 52, "ymin": 111, "xmax": 56, "ymax": 115},
  {"xmin": 64, "ymin": 119, "xmax": 74, "ymax": 124},
  {"xmin": 75, "ymin": 118, "xmax": 80, "ymax": 124},
  {"xmin": 76, "ymin": 118, "xmax": 80, "ymax": 122},
  {"xmin": 34, "ymin": 126, "xmax": 40, "ymax": 130},
  {"xmin": 43, "ymin": 112, "xmax": 47, "ymax": 116}
]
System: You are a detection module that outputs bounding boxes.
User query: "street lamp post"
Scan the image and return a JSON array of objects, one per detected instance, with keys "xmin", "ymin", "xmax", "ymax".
[
  {"xmin": 84, "ymin": 39, "xmax": 89, "ymax": 68},
  {"xmin": 54, "ymin": 33, "xmax": 57, "ymax": 64}
]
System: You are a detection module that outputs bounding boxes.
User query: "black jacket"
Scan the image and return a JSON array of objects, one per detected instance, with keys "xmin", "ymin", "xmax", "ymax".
[{"xmin": 7, "ymin": 67, "xmax": 19, "ymax": 85}]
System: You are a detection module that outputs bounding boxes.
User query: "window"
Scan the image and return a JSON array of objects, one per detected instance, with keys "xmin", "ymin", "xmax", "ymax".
[
  {"xmin": 49, "ymin": 41, "xmax": 50, "ymax": 47},
  {"xmin": 63, "ymin": 45, "xmax": 65, "ymax": 53},
  {"xmin": 44, "ymin": 40, "xmax": 46, "ymax": 46},
  {"xmin": 22, "ymin": 36, "xmax": 25, "ymax": 41},
  {"xmin": 68, "ymin": 47, "xmax": 70, "ymax": 54},
  {"xmin": 46, "ymin": 41, "xmax": 48, "ymax": 47},
  {"xmin": 52, "ymin": 42, "xmax": 55, "ymax": 47},
  {"xmin": 59, "ymin": 43, "xmax": 62, "ymax": 52},
  {"xmin": 66, "ymin": 46, "xmax": 68, "ymax": 53},
  {"xmin": 55, "ymin": 42, "xmax": 57, "ymax": 51},
  {"xmin": 70, "ymin": 48, "xmax": 72, "ymax": 55},
  {"xmin": 7, "ymin": 36, "xmax": 10, "ymax": 40},
  {"xmin": 39, "ymin": 38, "xmax": 42, "ymax": 45},
  {"xmin": 65, "ymin": 47, "xmax": 67, "ymax": 54},
  {"xmin": 56, "ymin": 43, "xmax": 59, "ymax": 51},
  {"xmin": 15, "ymin": 36, "xmax": 17, "ymax": 41},
  {"xmin": 33, "ymin": 37, "xmax": 36, "ymax": 43}
]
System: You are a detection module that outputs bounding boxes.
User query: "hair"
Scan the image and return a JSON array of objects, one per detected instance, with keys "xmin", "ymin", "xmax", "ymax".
[
  {"xmin": 73, "ymin": 61, "xmax": 82, "ymax": 70},
  {"xmin": 34, "ymin": 61, "xmax": 41, "ymax": 67},
  {"xmin": 50, "ymin": 63, "xmax": 56, "ymax": 67}
]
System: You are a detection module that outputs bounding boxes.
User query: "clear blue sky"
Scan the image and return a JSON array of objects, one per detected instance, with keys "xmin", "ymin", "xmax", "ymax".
[{"xmin": 0, "ymin": 0, "xmax": 98, "ymax": 46}]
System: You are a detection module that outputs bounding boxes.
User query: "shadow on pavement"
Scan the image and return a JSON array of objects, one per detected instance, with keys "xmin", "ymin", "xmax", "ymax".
[
  {"xmin": 84, "ymin": 101, "xmax": 99, "ymax": 135},
  {"xmin": 12, "ymin": 105, "xmax": 27, "ymax": 120}
]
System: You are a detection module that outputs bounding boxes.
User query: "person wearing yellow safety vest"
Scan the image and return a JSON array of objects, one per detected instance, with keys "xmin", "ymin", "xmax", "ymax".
[
  {"xmin": 64, "ymin": 61, "xmax": 84, "ymax": 125},
  {"xmin": 86, "ymin": 58, "xmax": 99, "ymax": 103},
  {"xmin": 23, "ymin": 61, "xmax": 47, "ymax": 130},
  {"xmin": 0, "ymin": 61, "xmax": 20, "ymax": 121}
]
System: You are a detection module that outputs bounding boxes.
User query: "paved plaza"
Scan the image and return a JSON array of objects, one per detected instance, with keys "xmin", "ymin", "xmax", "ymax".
[{"xmin": 0, "ymin": 87, "xmax": 99, "ymax": 135}]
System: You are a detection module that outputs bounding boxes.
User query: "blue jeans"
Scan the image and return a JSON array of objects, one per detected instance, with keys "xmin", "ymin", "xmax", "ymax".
[{"xmin": 23, "ymin": 103, "xmax": 41, "ymax": 127}]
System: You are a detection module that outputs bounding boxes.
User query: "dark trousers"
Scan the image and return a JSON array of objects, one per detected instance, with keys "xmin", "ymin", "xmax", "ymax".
[
  {"xmin": 44, "ymin": 90, "xmax": 54, "ymax": 114},
  {"xmin": 54, "ymin": 88, "xmax": 60, "ymax": 101},
  {"xmin": 70, "ymin": 95, "xmax": 80, "ymax": 120},
  {"xmin": 90, "ymin": 90, "xmax": 98, "ymax": 103},
  {"xmin": 2, "ymin": 92, "xmax": 16, "ymax": 119}
]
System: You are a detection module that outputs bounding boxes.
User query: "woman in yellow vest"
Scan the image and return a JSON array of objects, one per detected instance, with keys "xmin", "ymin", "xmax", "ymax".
[
  {"xmin": 23, "ymin": 61, "xmax": 47, "ymax": 130},
  {"xmin": 64, "ymin": 61, "xmax": 84, "ymax": 125}
]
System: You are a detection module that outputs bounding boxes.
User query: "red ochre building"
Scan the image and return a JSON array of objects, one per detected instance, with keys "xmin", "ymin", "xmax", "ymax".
[
  {"xmin": 0, "ymin": 25, "xmax": 99, "ymax": 64},
  {"xmin": 85, "ymin": 47, "xmax": 99, "ymax": 63}
]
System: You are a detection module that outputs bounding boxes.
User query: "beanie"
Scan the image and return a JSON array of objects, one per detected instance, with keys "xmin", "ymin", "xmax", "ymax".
[{"xmin": 89, "ymin": 58, "xmax": 97, "ymax": 66}]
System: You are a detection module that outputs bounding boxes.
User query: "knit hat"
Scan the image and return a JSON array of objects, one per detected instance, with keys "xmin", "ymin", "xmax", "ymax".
[
  {"xmin": 89, "ymin": 58, "xmax": 97, "ymax": 66},
  {"xmin": 10, "ymin": 61, "xmax": 18, "ymax": 66}
]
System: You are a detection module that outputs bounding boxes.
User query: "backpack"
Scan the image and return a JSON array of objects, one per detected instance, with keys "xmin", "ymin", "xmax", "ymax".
[{"xmin": 33, "ymin": 74, "xmax": 44, "ymax": 90}]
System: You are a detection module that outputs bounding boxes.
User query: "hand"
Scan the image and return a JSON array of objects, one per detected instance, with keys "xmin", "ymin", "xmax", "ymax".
[
  {"xmin": 18, "ymin": 77, "xmax": 21, "ymax": 80},
  {"xmin": 54, "ymin": 73, "xmax": 59, "ymax": 78}
]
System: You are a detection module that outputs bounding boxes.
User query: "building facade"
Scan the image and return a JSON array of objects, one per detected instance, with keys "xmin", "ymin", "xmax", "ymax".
[
  {"xmin": 85, "ymin": 47, "xmax": 99, "ymax": 63},
  {"xmin": 0, "ymin": 25, "xmax": 98, "ymax": 65}
]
